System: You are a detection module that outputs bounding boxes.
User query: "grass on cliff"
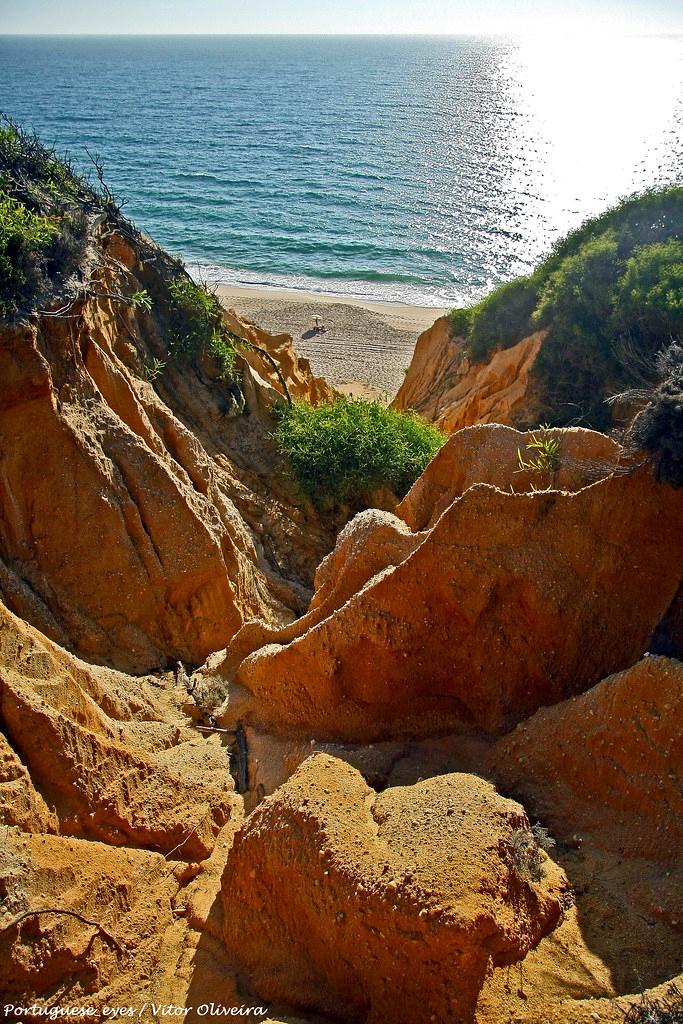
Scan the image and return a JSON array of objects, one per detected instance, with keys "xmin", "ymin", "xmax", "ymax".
[
  {"xmin": 446, "ymin": 187, "xmax": 683, "ymax": 428},
  {"xmin": 274, "ymin": 397, "xmax": 445, "ymax": 506},
  {"xmin": 0, "ymin": 118, "xmax": 106, "ymax": 319}
]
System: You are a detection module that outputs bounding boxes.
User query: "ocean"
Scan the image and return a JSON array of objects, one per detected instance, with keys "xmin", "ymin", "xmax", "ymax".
[{"xmin": 1, "ymin": 34, "xmax": 682, "ymax": 307}]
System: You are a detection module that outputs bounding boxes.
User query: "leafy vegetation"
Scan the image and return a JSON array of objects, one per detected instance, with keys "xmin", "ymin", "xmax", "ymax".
[
  {"xmin": 0, "ymin": 117, "xmax": 102, "ymax": 318},
  {"xmin": 0, "ymin": 192, "xmax": 59, "ymax": 317},
  {"xmin": 143, "ymin": 357, "xmax": 166, "ymax": 383},
  {"xmin": 130, "ymin": 288, "xmax": 153, "ymax": 313},
  {"xmin": 517, "ymin": 426, "xmax": 562, "ymax": 475},
  {"xmin": 450, "ymin": 276, "xmax": 538, "ymax": 362},
  {"xmin": 274, "ymin": 397, "xmax": 445, "ymax": 506},
  {"xmin": 446, "ymin": 187, "xmax": 683, "ymax": 427},
  {"xmin": 167, "ymin": 276, "xmax": 237, "ymax": 378}
]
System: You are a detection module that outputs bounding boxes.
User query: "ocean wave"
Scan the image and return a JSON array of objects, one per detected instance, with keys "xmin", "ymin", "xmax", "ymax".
[{"xmin": 187, "ymin": 260, "xmax": 486, "ymax": 308}]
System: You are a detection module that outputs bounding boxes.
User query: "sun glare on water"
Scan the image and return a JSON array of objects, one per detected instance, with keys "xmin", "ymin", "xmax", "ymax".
[{"xmin": 498, "ymin": 34, "xmax": 683, "ymax": 251}]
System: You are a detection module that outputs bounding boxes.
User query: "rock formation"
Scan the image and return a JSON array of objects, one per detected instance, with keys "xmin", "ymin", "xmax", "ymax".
[
  {"xmin": 0, "ymin": 226, "xmax": 336, "ymax": 674},
  {"xmin": 0, "ymin": 598, "xmax": 241, "ymax": 858},
  {"xmin": 489, "ymin": 656, "xmax": 683, "ymax": 863},
  {"xmin": 221, "ymin": 754, "xmax": 567, "ymax": 1024},
  {"xmin": 392, "ymin": 317, "xmax": 544, "ymax": 433},
  {"xmin": 0, "ymin": 589, "xmax": 250, "ymax": 1011},
  {"xmin": 206, "ymin": 424, "xmax": 682, "ymax": 742}
]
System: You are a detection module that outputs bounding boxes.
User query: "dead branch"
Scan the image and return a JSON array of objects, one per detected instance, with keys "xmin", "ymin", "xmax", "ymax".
[
  {"xmin": 1, "ymin": 908, "xmax": 123, "ymax": 952},
  {"xmin": 163, "ymin": 820, "xmax": 203, "ymax": 864},
  {"xmin": 229, "ymin": 333, "xmax": 293, "ymax": 408}
]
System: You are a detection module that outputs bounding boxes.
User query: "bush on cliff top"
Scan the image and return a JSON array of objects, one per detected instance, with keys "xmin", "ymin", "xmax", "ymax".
[
  {"xmin": 0, "ymin": 118, "xmax": 103, "ymax": 319},
  {"xmin": 446, "ymin": 186, "xmax": 683, "ymax": 428},
  {"xmin": 0, "ymin": 192, "xmax": 60, "ymax": 318},
  {"xmin": 274, "ymin": 398, "xmax": 445, "ymax": 506}
]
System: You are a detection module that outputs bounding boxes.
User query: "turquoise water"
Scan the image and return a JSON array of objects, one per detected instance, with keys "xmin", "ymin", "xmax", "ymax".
[{"xmin": 1, "ymin": 34, "xmax": 682, "ymax": 306}]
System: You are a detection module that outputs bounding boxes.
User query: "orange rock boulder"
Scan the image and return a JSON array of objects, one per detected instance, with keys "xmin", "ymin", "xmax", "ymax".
[{"xmin": 221, "ymin": 753, "xmax": 566, "ymax": 1024}]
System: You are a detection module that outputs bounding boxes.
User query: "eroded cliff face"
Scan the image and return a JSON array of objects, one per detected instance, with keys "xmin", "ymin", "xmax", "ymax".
[
  {"xmin": 0, "ymin": 226, "xmax": 336, "ymax": 673},
  {"xmin": 1, "ymin": 208, "xmax": 682, "ymax": 1022},
  {"xmin": 1, "ymin": 418, "xmax": 682, "ymax": 1022},
  {"xmin": 391, "ymin": 316, "xmax": 544, "ymax": 433},
  {"xmin": 0, "ymin": 593, "xmax": 253, "ymax": 1012}
]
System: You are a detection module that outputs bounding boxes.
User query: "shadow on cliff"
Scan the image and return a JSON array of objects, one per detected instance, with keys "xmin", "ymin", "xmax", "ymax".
[{"xmin": 184, "ymin": 894, "xmax": 334, "ymax": 1024}]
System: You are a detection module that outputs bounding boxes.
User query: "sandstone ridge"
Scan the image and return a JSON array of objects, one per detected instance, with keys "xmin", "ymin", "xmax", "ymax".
[{"xmin": 204, "ymin": 423, "xmax": 682, "ymax": 743}]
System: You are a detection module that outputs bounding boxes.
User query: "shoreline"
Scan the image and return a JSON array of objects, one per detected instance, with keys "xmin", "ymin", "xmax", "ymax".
[{"xmin": 215, "ymin": 283, "xmax": 447, "ymax": 399}]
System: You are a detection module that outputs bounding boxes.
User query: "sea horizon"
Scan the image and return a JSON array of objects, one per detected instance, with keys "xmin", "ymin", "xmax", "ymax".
[{"xmin": 2, "ymin": 33, "xmax": 682, "ymax": 307}]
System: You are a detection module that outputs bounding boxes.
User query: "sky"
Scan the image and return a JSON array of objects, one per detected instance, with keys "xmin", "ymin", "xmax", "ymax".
[{"xmin": 1, "ymin": 0, "xmax": 682, "ymax": 36}]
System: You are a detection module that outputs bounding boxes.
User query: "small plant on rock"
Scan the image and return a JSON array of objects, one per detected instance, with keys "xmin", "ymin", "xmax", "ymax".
[
  {"xmin": 517, "ymin": 425, "xmax": 562, "ymax": 476},
  {"xmin": 506, "ymin": 823, "xmax": 556, "ymax": 883},
  {"xmin": 622, "ymin": 983, "xmax": 683, "ymax": 1023},
  {"xmin": 131, "ymin": 288, "xmax": 152, "ymax": 313},
  {"xmin": 143, "ymin": 357, "xmax": 166, "ymax": 382}
]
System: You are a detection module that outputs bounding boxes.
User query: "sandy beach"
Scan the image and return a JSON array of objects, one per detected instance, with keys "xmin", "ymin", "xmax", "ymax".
[{"xmin": 216, "ymin": 283, "xmax": 447, "ymax": 400}]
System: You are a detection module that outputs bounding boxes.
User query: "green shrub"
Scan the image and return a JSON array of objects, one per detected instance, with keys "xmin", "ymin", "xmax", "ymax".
[
  {"xmin": 543, "ymin": 186, "xmax": 683, "ymax": 270},
  {"xmin": 532, "ymin": 232, "xmax": 620, "ymax": 331},
  {"xmin": 446, "ymin": 306, "xmax": 472, "ymax": 338},
  {"xmin": 167, "ymin": 276, "xmax": 236, "ymax": 377},
  {"xmin": 0, "ymin": 190, "xmax": 59, "ymax": 317},
  {"xmin": 530, "ymin": 232, "xmax": 623, "ymax": 426},
  {"xmin": 612, "ymin": 239, "xmax": 683, "ymax": 343},
  {"xmin": 0, "ymin": 118, "xmax": 96, "ymax": 319},
  {"xmin": 467, "ymin": 276, "xmax": 538, "ymax": 362},
  {"xmin": 0, "ymin": 121, "xmax": 84, "ymax": 201},
  {"xmin": 274, "ymin": 397, "xmax": 445, "ymax": 506}
]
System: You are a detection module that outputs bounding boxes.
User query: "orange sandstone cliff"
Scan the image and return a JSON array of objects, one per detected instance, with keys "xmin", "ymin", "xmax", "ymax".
[
  {"xmin": 0, "ymin": 226, "xmax": 336, "ymax": 674},
  {"xmin": 392, "ymin": 316, "xmax": 544, "ymax": 432},
  {"xmin": 1, "ymin": 154, "xmax": 682, "ymax": 1024}
]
